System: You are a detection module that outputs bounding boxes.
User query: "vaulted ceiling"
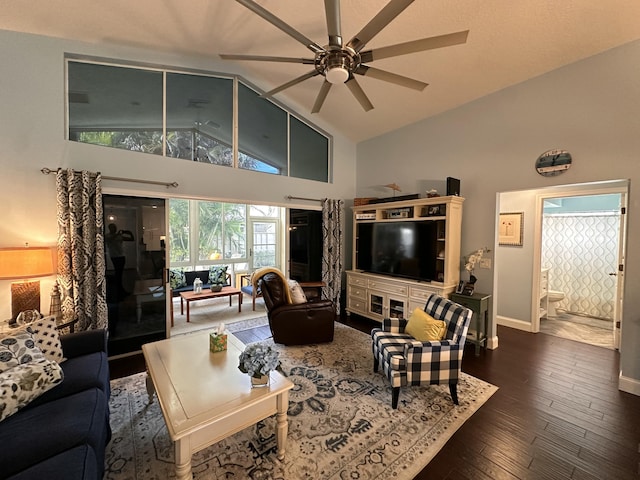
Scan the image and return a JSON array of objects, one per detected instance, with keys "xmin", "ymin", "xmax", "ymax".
[{"xmin": 2, "ymin": 0, "xmax": 640, "ymax": 142}]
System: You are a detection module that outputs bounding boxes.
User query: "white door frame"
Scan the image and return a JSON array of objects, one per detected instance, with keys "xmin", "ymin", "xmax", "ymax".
[
  {"xmin": 531, "ymin": 185, "xmax": 627, "ymax": 343},
  {"xmin": 248, "ymin": 218, "xmax": 281, "ymax": 271}
]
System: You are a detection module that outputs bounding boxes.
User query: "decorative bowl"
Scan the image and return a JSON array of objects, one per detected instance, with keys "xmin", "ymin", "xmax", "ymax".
[{"xmin": 210, "ymin": 285, "xmax": 223, "ymax": 292}]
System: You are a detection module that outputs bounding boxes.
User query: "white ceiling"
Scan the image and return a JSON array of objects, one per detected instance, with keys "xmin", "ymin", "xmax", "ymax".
[{"xmin": 2, "ymin": 0, "xmax": 640, "ymax": 142}]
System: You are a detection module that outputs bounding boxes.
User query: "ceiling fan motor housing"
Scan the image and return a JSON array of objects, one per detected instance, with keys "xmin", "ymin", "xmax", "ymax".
[{"xmin": 318, "ymin": 48, "xmax": 358, "ymax": 84}]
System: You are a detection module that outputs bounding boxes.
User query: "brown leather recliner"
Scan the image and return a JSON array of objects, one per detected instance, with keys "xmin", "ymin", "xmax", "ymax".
[{"xmin": 258, "ymin": 272, "xmax": 335, "ymax": 345}]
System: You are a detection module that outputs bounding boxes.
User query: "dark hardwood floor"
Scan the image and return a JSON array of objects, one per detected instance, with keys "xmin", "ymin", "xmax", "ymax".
[{"xmin": 109, "ymin": 314, "xmax": 640, "ymax": 480}]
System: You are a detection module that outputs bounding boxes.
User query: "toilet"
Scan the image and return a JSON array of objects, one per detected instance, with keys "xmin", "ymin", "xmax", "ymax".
[{"xmin": 547, "ymin": 290, "xmax": 565, "ymax": 317}]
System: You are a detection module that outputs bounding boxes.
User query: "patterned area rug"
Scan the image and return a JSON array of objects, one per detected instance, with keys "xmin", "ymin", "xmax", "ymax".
[
  {"xmin": 105, "ymin": 323, "xmax": 497, "ymax": 479},
  {"xmin": 170, "ymin": 296, "xmax": 267, "ymax": 337},
  {"xmin": 224, "ymin": 315, "xmax": 269, "ymax": 333}
]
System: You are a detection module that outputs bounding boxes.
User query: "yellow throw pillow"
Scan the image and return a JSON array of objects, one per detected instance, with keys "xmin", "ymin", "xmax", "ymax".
[{"xmin": 405, "ymin": 308, "xmax": 447, "ymax": 342}]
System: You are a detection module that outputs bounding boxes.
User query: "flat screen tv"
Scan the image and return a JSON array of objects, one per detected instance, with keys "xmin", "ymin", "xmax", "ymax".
[{"xmin": 356, "ymin": 221, "xmax": 438, "ymax": 282}]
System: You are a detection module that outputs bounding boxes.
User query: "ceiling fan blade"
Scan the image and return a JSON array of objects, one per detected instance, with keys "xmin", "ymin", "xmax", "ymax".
[
  {"xmin": 347, "ymin": 0, "xmax": 414, "ymax": 52},
  {"xmin": 236, "ymin": 0, "xmax": 325, "ymax": 54},
  {"xmin": 324, "ymin": 0, "xmax": 342, "ymax": 47},
  {"xmin": 220, "ymin": 54, "xmax": 315, "ymax": 65},
  {"xmin": 311, "ymin": 81, "xmax": 332, "ymax": 113},
  {"xmin": 345, "ymin": 77, "xmax": 374, "ymax": 111},
  {"xmin": 360, "ymin": 30, "xmax": 469, "ymax": 62},
  {"xmin": 355, "ymin": 65, "xmax": 427, "ymax": 91},
  {"xmin": 262, "ymin": 70, "xmax": 320, "ymax": 97}
]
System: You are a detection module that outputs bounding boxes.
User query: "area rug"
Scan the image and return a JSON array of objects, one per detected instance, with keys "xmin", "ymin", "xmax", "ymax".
[
  {"xmin": 170, "ymin": 296, "xmax": 267, "ymax": 336},
  {"xmin": 105, "ymin": 323, "xmax": 498, "ymax": 479}
]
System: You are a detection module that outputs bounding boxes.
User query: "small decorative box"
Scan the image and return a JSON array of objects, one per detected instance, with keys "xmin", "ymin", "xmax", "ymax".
[{"xmin": 209, "ymin": 333, "xmax": 227, "ymax": 353}]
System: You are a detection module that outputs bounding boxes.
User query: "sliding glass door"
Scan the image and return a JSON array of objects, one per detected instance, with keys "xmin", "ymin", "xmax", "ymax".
[{"xmin": 104, "ymin": 195, "xmax": 167, "ymax": 356}]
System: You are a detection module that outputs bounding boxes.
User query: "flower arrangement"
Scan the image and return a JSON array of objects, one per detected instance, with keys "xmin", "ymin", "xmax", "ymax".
[
  {"xmin": 464, "ymin": 249, "xmax": 485, "ymax": 274},
  {"xmin": 238, "ymin": 342, "xmax": 280, "ymax": 378}
]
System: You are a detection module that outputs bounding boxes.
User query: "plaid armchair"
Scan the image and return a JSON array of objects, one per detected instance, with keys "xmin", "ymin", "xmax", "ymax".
[{"xmin": 371, "ymin": 294, "xmax": 473, "ymax": 409}]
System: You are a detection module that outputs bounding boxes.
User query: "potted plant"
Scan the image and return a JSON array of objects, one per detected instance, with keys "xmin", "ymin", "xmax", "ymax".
[{"xmin": 238, "ymin": 343, "xmax": 280, "ymax": 387}]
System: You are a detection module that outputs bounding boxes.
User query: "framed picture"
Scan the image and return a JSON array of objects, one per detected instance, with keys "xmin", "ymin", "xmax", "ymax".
[
  {"xmin": 499, "ymin": 212, "xmax": 524, "ymax": 246},
  {"xmin": 455, "ymin": 280, "xmax": 465, "ymax": 294},
  {"xmin": 427, "ymin": 205, "xmax": 441, "ymax": 216}
]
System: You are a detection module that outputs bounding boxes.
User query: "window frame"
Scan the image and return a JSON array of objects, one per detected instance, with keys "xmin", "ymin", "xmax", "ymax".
[
  {"xmin": 168, "ymin": 199, "xmax": 282, "ymax": 275},
  {"xmin": 65, "ymin": 55, "xmax": 333, "ymax": 183}
]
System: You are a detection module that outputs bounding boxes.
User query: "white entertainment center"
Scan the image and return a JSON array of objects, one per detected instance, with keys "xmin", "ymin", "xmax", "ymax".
[{"xmin": 346, "ymin": 195, "xmax": 464, "ymax": 322}]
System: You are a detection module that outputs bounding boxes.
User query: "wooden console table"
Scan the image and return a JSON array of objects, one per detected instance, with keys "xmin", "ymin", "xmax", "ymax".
[
  {"xmin": 450, "ymin": 292, "xmax": 491, "ymax": 356},
  {"xmin": 298, "ymin": 280, "xmax": 325, "ymax": 300}
]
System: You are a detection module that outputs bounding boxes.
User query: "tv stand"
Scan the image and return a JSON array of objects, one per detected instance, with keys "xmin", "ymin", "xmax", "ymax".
[{"xmin": 347, "ymin": 195, "xmax": 464, "ymax": 322}]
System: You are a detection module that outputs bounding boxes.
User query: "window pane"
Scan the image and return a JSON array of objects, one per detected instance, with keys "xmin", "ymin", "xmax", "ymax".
[
  {"xmin": 67, "ymin": 61, "xmax": 331, "ymax": 183},
  {"xmin": 169, "ymin": 199, "xmax": 190, "ymax": 263},
  {"xmin": 238, "ymin": 83, "xmax": 287, "ymax": 175},
  {"xmin": 252, "ymin": 221, "xmax": 277, "ymax": 268},
  {"xmin": 290, "ymin": 117, "xmax": 329, "ymax": 182},
  {"xmin": 166, "ymin": 73, "xmax": 233, "ymax": 166},
  {"xmin": 68, "ymin": 62, "xmax": 163, "ymax": 153},
  {"xmin": 198, "ymin": 201, "xmax": 224, "ymax": 261},
  {"xmin": 223, "ymin": 204, "xmax": 247, "ymax": 259}
]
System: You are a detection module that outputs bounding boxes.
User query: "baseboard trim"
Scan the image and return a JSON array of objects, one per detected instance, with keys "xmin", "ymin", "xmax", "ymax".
[
  {"xmin": 487, "ymin": 335, "xmax": 499, "ymax": 350},
  {"xmin": 619, "ymin": 372, "xmax": 640, "ymax": 397},
  {"xmin": 497, "ymin": 315, "xmax": 533, "ymax": 332}
]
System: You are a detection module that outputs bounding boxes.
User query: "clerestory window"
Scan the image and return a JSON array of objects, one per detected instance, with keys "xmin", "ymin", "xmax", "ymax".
[{"xmin": 66, "ymin": 58, "xmax": 331, "ymax": 182}]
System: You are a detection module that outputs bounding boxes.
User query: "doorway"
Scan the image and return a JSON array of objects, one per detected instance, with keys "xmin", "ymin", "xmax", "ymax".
[
  {"xmin": 248, "ymin": 219, "xmax": 279, "ymax": 271},
  {"xmin": 495, "ymin": 180, "xmax": 628, "ymax": 351},
  {"xmin": 289, "ymin": 209, "xmax": 323, "ymax": 282},
  {"xmin": 538, "ymin": 193, "xmax": 623, "ymax": 349},
  {"xmin": 104, "ymin": 195, "xmax": 167, "ymax": 357}
]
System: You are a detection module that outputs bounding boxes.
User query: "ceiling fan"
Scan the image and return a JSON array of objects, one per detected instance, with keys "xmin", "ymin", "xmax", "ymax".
[{"xmin": 220, "ymin": 0, "xmax": 469, "ymax": 113}]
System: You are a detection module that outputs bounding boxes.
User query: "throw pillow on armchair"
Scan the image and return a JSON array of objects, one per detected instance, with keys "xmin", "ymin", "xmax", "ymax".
[{"xmin": 287, "ymin": 279, "xmax": 308, "ymax": 304}]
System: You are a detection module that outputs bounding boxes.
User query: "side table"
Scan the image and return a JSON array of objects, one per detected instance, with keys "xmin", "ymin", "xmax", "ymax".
[
  {"xmin": 56, "ymin": 316, "xmax": 79, "ymax": 334},
  {"xmin": 450, "ymin": 292, "xmax": 491, "ymax": 356}
]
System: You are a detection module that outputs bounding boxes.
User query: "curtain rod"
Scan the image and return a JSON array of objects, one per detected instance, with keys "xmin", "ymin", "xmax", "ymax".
[
  {"xmin": 286, "ymin": 195, "xmax": 322, "ymax": 202},
  {"xmin": 41, "ymin": 168, "xmax": 179, "ymax": 188}
]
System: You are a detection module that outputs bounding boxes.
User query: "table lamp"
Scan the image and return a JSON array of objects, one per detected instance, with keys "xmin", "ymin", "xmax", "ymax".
[{"xmin": 0, "ymin": 246, "xmax": 55, "ymax": 323}]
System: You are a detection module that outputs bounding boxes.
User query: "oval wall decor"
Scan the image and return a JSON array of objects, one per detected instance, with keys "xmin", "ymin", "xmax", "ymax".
[{"xmin": 535, "ymin": 149, "xmax": 572, "ymax": 177}]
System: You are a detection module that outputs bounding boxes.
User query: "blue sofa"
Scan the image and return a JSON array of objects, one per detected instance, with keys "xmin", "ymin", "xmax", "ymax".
[
  {"xmin": 169, "ymin": 267, "xmax": 230, "ymax": 296},
  {"xmin": 0, "ymin": 329, "xmax": 111, "ymax": 480}
]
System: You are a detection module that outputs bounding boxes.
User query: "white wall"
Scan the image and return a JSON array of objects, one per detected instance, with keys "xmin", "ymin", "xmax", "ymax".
[
  {"xmin": 357, "ymin": 39, "xmax": 640, "ymax": 393},
  {"xmin": 0, "ymin": 30, "xmax": 357, "ymax": 318},
  {"xmin": 496, "ymin": 190, "xmax": 536, "ymax": 325}
]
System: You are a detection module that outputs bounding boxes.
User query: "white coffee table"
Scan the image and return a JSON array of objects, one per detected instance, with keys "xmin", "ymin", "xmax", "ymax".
[{"xmin": 142, "ymin": 330, "xmax": 293, "ymax": 480}]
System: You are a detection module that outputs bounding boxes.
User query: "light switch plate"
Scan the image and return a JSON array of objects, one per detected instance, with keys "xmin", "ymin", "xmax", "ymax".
[{"xmin": 479, "ymin": 258, "xmax": 491, "ymax": 269}]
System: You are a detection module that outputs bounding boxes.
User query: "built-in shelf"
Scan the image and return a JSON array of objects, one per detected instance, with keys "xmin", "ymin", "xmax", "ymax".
[{"xmin": 348, "ymin": 196, "xmax": 465, "ymax": 322}]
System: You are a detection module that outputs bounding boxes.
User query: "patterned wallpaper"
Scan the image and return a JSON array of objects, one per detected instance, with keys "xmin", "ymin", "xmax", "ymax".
[{"xmin": 541, "ymin": 213, "xmax": 619, "ymax": 320}]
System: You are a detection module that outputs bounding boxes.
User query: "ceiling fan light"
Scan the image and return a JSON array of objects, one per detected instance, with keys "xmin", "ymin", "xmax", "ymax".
[{"xmin": 326, "ymin": 66, "xmax": 349, "ymax": 84}]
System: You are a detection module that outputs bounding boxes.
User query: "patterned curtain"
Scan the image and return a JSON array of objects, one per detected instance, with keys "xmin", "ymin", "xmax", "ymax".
[
  {"xmin": 321, "ymin": 199, "xmax": 344, "ymax": 314},
  {"xmin": 56, "ymin": 169, "xmax": 107, "ymax": 331}
]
